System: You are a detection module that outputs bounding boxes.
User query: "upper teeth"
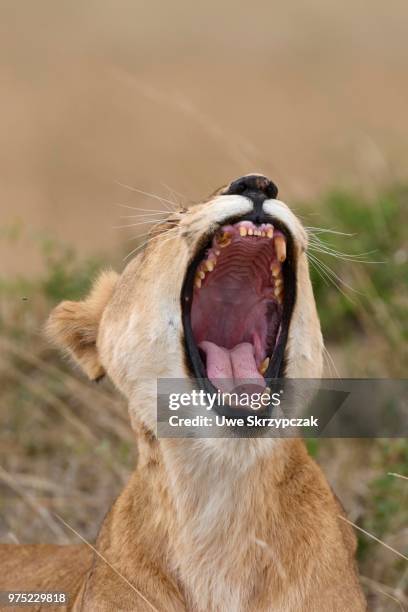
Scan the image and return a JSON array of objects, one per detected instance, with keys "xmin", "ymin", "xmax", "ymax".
[{"xmin": 194, "ymin": 222, "xmax": 287, "ymax": 296}]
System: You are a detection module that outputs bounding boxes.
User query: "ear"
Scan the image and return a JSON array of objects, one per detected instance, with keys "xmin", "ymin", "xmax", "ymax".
[{"xmin": 45, "ymin": 270, "xmax": 119, "ymax": 380}]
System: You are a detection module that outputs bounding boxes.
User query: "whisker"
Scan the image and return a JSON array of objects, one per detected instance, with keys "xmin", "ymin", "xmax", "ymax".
[
  {"xmin": 323, "ymin": 345, "xmax": 340, "ymax": 378},
  {"xmin": 115, "ymin": 203, "xmax": 170, "ymax": 213},
  {"xmin": 308, "ymin": 238, "xmax": 369, "ymax": 255},
  {"xmin": 123, "ymin": 238, "xmax": 153, "ymax": 261},
  {"xmin": 312, "ymin": 255, "xmax": 365, "ymax": 296},
  {"xmin": 305, "ymin": 226, "xmax": 355, "ymax": 237},
  {"xmin": 308, "ymin": 253, "xmax": 358, "ymax": 303},
  {"xmin": 322, "ymin": 350, "xmax": 335, "ymax": 378},
  {"xmin": 160, "ymin": 181, "xmax": 186, "ymax": 202},
  {"xmin": 308, "ymin": 246, "xmax": 383, "ymax": 265},
  {"xmin": 124, "ymin": 233, "xmax": 177, "ymax": 260},
  {"xmin": 114, "ymin": 220, "xmax": 169, "ymax": 229},
  {"xmin": 308, "ymin": 251, "xmax": 364, "ymax": 294},
  {"xmin": 308, "ymin": 257, "xmax": 330, "ymax": 287},
  {"xmin": 308, "ymin": 240, "xmax": 381, "ymax": 260},
  {"xmin": 126, "ymin": 223, "xmax": 178, "ymax": 242},
  {"xmin": 123, "ymin": 227, "xmax": 178, "ymax": 261},
  {"xmin": 308, "ymin": 235, "xmax": 381, "ymax": 262},
  {"xmin": 125, "ymin": 228, "xmax": 167, "ymax": 242},
  {"xmin": 120, "ymin": 212, "xmax": 171, "ymax": 218},
  {"xmin": 308, "ymin": 253, "xmax": 334, "ymax": 286},
  {"xmin": 114, "ymin": 181, "xmax": 177, "ymax": 210}
]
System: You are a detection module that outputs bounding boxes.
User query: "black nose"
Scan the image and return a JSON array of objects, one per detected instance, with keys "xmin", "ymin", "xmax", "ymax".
[
  {"xmin": 224, "ymin": 174, "xmax": 278, "ymax": 199},
  {"xmin": 223, "ymin": 175, "xmax": 278, "ymax": 221}
]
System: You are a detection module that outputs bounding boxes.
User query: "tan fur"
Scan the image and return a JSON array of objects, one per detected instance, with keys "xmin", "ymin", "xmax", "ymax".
[{"xmin": 0, "ymin": 178, "xmax": 366, "ymax": 611}]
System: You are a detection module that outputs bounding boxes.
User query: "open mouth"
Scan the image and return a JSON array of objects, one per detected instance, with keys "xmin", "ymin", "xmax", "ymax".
[{"xmin": 182, "ymin": 218, "xmax": 296, "ymax": 402}]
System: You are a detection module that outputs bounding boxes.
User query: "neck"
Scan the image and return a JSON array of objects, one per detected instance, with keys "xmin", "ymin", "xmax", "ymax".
[{"xmin": 136, "ymin": 432, "xmax": 308, "ymax": 611}]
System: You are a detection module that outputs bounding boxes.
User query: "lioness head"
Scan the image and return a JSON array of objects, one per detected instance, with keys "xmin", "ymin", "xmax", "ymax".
[{"xmin": 47, "ymin": 174, "xmax": 323, "ymax": 431}]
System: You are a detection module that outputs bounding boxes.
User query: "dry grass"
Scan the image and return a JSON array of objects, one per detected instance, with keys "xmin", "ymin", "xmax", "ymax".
[{"xmin": 0, "ymin": 328, "xmax": 134, "ymax": 545}]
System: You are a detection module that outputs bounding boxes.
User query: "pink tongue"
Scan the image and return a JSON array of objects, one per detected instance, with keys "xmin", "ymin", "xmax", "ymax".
[{"xmin": 199, "ymin": 341, "xmax": 265, "ymax": 392}]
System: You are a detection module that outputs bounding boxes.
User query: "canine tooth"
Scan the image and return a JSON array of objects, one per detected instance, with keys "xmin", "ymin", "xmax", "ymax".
[
  {"xmin": 259, "ymin": 357, "xmax": 270, "ymax": 375},
  {"xmin": 261, "ymin": 231, "xmax": 266, "ymax": 237},
  {"xmin": 239, "ymin": 226, "xmax": 247, "ymax": 237},
  {"xmin": 267, "ymin": 228, "xmax": 274, "ymax": 238},
  {"xmin": 275, "ymin": 235, "xmax": 286, "ymax": 262},
  {"xmin": 270, "ymin": 263, "xmax": 280, "ymax": 277}
]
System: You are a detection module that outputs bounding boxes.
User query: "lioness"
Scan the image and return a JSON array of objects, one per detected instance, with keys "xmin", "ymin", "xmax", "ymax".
[{"xmin": 0, "ymin": 175, "xmax": 366, "ymax": 611}]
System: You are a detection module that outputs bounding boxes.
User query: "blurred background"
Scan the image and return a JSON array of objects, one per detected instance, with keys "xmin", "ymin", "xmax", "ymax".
[{"xmin": 0, "ymin": 1, "xmax": 407, "ymax": 609}]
